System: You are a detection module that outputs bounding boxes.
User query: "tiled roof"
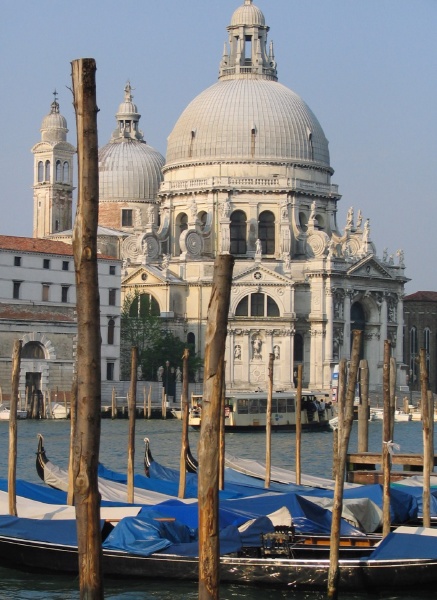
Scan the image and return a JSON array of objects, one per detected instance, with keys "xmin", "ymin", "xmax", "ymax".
[
  {"xmin": 404, "ymin": 291, "xmax": 437, "ymax": 302},
  {"xmin": 0, "ymin": 235, "xmax": 73, "ymax": 255},
  {"xmin": 0, "ymin": 235, "xmax": 119, "ymax": 261}
]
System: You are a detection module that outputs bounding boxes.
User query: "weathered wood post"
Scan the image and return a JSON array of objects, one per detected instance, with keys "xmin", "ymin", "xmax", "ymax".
[
  {"xmin": 8, "ymin": 339, "xmax": 22, "ymax": 516},
  {"xmin": 420, "ymin": 348, "xmax": 431, "ymax": 527},
  {"xmin": 428, "ymin": 390, "xmax": 434, "ymax": 472},
  {"xmin": 265, "ymin": 353, "xmax": 274, "ymax": 488},
  {"xmin": 295, "ymin": 364, "xmax": 303, "ymax": 485},
  {"xmin": 382, "ymin": 340, "xmax": 392, "ymax": 538},
  {"xmin": 198, "ymin": 254, "xmax": 234, "ymax": 600},
  {"xmin": 111, "ymin": 386, "xmax": 117, "ymax": 419},
  {"xmin": 327, "ymin": 331, "xmax": 361, "ymax": 600},
  {"xmin": 148, "ymin": 385, "xmax": 152, "ymax": 419},
  {"xmin": 357, "ymin": 359, "xmax": 369, "ymax": 453},
  {"xmin": 219, "ymin": 360, "xmax": 226, "ymax": 491},
  {"xmin": 67, "ymin": 379, "xmax": 77, "ymax": 506},
  {"xmin": 389, "ymin": 356, "xmax": 397, "ymax": 441},
  {"xmin": 143, "ymin": 386, "xmax": 147, "ymax": 419},
  {"xmin": 178, "ymin": 348, "xmax": 190, "ymax": 499},
  {"xmin": 71, "ymin": 57, "xmax": 103, "ymax": 599},
  {"xmin": 127, "ymin": 347, "xmax": 138, "ymax": 504},
  {"xmin": 161, "ymin": 387, "xmax": 166, "ymax": 419},
  {"xmin": 332, "ymin": 360, "xmax": 347, "ymax": 481}
]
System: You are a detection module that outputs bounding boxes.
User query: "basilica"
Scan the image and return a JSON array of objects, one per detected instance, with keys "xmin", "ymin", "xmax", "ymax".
[{"xmin": 35, "ymin": 0, "xmax": 408, "ymax": 394}]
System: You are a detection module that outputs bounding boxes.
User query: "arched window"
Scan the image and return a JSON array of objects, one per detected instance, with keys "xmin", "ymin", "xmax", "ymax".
[
  {"xmin": 63, "ymin": 161, "xmax": 69, "ymax": 182},
  {"xmin": 37, "ymin": 161, "xmax": 44, "ymax": 182},
  {"xmin": 45, "ymin": 160, "xmax": 50, "ymax": 182},
  {"xmin": 258, "ymin": 211, "xmax": 275, "ymax": 254},
  {"xmin": 230, "ymin": 210, "xmax": 247, "ymax": 255},
  {"xmin": 294, "ymin": 334, "xmax": 304, "ymax": 363},
  {"xmin": 55, "ymin": 160, "xmax": 62, "ymax": 182},
  {"xmin": 235, "ymin": 293, "xmax": 279, "ymax": 317},
  {"xmin": 107, "ymin": 319, "xmax": 115, "ymax": 345},
  {"xmin": 187, "ymin": 332, "xmax": 196, "ymax": 351},
  {"xmin": 129, "ymin": 293, "xmax": 160, "ymax": 318},
  {"xmin": 21, "ymin": 341, "xmax": 45, "ymax": 359}
]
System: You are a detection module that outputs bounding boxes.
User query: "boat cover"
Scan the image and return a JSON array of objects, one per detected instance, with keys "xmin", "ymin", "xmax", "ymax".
[
  {"xmin": 0, "ymin": 515, "xmax": 84, "ymax": 546},
  {"xmin": 370, "ymin": 526, "xmax": 437, "ymax": 560}
]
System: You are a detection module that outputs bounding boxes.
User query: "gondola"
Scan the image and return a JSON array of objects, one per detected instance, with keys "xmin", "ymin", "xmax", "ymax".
[
  {"xmin": 144, "ymin": 436, "xmax": 198, "ymax": 475},
  {"xmin": 0, "ymin": 515, "xmax": 437, "ymax": 591}
]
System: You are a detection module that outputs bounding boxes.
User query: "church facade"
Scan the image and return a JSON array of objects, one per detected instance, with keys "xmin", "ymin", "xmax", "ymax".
[{"xmin": 35, "ymin": 0, "xmax": 408, "ymax": 394}]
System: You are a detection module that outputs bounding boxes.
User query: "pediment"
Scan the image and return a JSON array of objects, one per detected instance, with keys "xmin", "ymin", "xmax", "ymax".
[
  {"xmin": 122, "ymin": 265, "xmax": 183, "ymax": 286},
  {"xmin": 347, "ymin": 255, "xmax": 393, "ymax": 279},
  {"xmin": 232, "ymin": 263, "xmax": 292, "ymax": 286}
]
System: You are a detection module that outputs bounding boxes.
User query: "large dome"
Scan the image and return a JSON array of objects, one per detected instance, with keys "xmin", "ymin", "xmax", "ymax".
[
  {"xmin": 99, "ymin": 83, "xmax": 165, "ymax": 202},
  {"xmin": 99, "ymin": 139, "xmax": 164, "ymax": 201},
  {"xmin": 165, "ymin": 78, "xmax": 330, "ymax": 168}
]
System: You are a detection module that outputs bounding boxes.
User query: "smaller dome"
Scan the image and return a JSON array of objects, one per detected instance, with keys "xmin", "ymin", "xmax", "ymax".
[
  {"xmin": 41, "ymin": 99, "xmax": 68, "ymax": 142},
  {"xmin": 117, "ymin": 100, "xmax": 138, "ymax": 115},
  {"xmin": 231, "ymin": 0, "xmax": 265, "ymax": 27}
]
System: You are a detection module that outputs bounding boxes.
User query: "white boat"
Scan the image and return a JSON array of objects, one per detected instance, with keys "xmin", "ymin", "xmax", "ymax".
[
  {"xmin": 170, "ymin": 408, "xmax": 182, "ymax": 420},
  {"xmin": 49, "ymin": 402, "xmax": 69, "ymax": 419},
  {"xmin": 370, "ymin": 408, "xmax": 412, "ymax": 422},
  {"xmin": 0, "ymin": 404, "xmax": 28, "ymax": 421},
  {"xmin": 188, "ymin": 391, "xmax": 334, "ymax": 431}
]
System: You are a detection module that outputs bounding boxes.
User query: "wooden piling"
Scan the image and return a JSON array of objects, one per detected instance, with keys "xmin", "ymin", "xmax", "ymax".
[
  {"xmin": 147, "ymin": 385, "xmax": 152, "ymax": 419},
  {"xmin": 161, "ymin": 387, "xmax": 166, "ymax": 419},
  {"xmin": 143, "ymin": 386, "xmax": 147, "ymax": 419},
  {"xmin": 295, "ymin": 364, "xmax": 303, "ymax": 485},
  {"xmin": 71, "ymin": 57, "xmax": 103, "ymax": 599},
  {"xmin": 357, "ymin": 359, "xmax": 369, "ymax": 453},
  {"xmin": 8, "ymin": 339, "xmax": 22, "ymax": 516},
  {"xmin": 111, "ymin": 386, "xmax": 116, "ymax": 419},
  {"xmin": 178, "ymin": 349, "xmax": 190, "ymax": 499},
  {"xmin": 420, "ymin": 348, "xmax": 431, "ymax": 527},
  {"xmin": 327, "ymin": 331, "xmax": 361, "ymax": 600},
  {"xmin": 219, "ymin": 360, "xmax": 226, "ymax": 491},
  {"xmin": 67, "ymin": 378, "xmax": 77, "ymax": 506},
  {"xmin": 265, "ymin": 353, "xmax": 274, "ymax": 488},
  {"xmin": 198, "ymin": 254, "xmax": 234, "ymax": 600},
  {"xmin": 389, "ymin": 356, "xmax": 397, "ymax": 441},
  {"xmin": 382, "ymin": 340, "xmax": 392, "ymax": 538},
  {"xmin": 127, "ymin": 347, "xmax": 137, "ymax": 504}
]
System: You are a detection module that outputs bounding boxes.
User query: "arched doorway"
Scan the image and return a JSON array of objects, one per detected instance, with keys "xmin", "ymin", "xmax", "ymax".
[{"xmin": 351, "ymin": 302, "xmax": 365, "ymax": 359}]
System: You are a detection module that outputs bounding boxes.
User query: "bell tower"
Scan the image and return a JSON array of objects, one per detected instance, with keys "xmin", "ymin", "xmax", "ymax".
[{"xmin": 32, "ymin": 91, "xmax": 76, "ymax": 238}]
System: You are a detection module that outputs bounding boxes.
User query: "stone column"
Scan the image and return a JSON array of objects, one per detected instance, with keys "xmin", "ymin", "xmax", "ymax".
[{"xmin": 325, "ymin": 288, "xmax": 334, "ymax": 362}]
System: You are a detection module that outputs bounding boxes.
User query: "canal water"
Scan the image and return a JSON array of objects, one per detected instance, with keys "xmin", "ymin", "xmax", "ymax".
[{"xmin": 0, "ymin": 418, "xmax": 435, "ymax": 599}]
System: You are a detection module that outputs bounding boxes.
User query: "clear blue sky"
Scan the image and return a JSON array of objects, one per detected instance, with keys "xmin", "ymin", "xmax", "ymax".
[{"xmin": 1, "ymin": 0, "xmax": 435, "ymax": 293}]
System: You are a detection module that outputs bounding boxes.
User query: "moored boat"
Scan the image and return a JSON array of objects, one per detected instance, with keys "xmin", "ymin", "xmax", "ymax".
[
  {"xmin": 0, "ymin": 404, "xmax": 28, "ymax": 421},
  {"xmin": 188, "ymin": 391, "xmax": 334, "ymax": 432}
]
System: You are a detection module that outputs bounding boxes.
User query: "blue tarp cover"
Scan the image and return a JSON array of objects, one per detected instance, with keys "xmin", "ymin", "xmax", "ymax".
[
  {"xmin": 371, "ymin": 531, "xmax": 437, "ymax": 560},
  {"xmin": 0, "ymin": 515, "xmax": 81, "ymax": 546}
]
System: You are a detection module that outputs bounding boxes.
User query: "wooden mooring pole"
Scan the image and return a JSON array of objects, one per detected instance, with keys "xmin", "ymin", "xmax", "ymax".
[
  {"xmin": 295, "ymin": 364, "xmax": 302, "ymax": 485},
  {"xmin": 198, "ymin": 254, "xmax": 234, "ymax": 600},
  {"xmin": 8, "ymin": 339, "xmax": 22, "ymax": 516},
  {"xmin": 178, "ymin": 348, "xmax": 190, "ymax": 499},
  {"xmin": 420, "ymin": 348, "xmax": 431, "ymax": 527},
  {"xmin": 327, "ymin": 330, "xmax": 361, "ymax": 600},
  {"xmin": 357, "ymin": 359, "xmax": 369, "ymax": 453},
  {"xmin": 71, "ymin": 57, "xmax": 103, "ymax": 599},
  {"xmin": 127, "ymin": 347, "xmax": 138, "ymax": 504},
  {"xmin": 219, "ymin": 360, "xmax": 226, "ymax": 491},
  {"xmin": 265, "ymin": 353, "xmax": 274, "ymax": 488},
  {"xmin": 382, "ymin": 340, "xmax": 392, "ymax": 538}
]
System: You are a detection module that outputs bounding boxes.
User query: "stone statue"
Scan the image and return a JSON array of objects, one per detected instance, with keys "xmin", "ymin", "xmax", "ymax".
[
  {"xmin": 274, "ymin": 345, "xmax": 280, "ymax": 359},
  {"xmin": 389, "ymin": 254, "xmax": 394, "ymax": 265},
  {"xmin": 383, "ymin": 248, "xmax": 388, "ymax": 262},
  {"xmin": 328, "ymin": 238, "xmax": 336, "ymax": 258},
  {"xmin": 346, "ymin": 207, "xmax": 354, "ymax": 228},
  {"xmin": 135, "ymin": 208, "xmax": 142, "ymax": 228},
  {"xmin": 157, "ymin": 365, "xmax": 164, "ymax": 382},
  {"xmin": 147, "ymin": 204, "xmax": 155, "ymax": 225},
  {"xmin": 137, "ymin": 365, "xmax": 143, "ymax": 380},
  {"xmin": 281, "ymin": 202, "xmax": 288, "ymax": 220},
  {"xmin": 221, "ymin": 197, "xmax": 231, "ymax": 218},
  {"xmin": 255, "ymin": 239, "xmax": 262, "ymax": 257},
  {"xmin": 252, "ymin": 337, "xmax": 262, "ymax": 359},
  {"xmin": 175, "ymin": 366, "xmax": 182, "ymax": 382},
  {"xmin": 363, "ymin": 218, "xmax": 370, "ymax": 243},
  {"xmin": 162, "ymin": 254, "xmax": 170, "ymax": 269},
  {"xmin": 396, "ymin": 249, "xmax": 405, "ymax": 267},
  {"xmin": 310, "ymin": 201, "xmax": 316, "ymax": 220},
  {"xmin": 234, "ymin": 344, "xmax": 241, "ymax": 360},
  {"xmin": 356, "ymin": 210, "xmax": 363, "ymax": 228}
]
